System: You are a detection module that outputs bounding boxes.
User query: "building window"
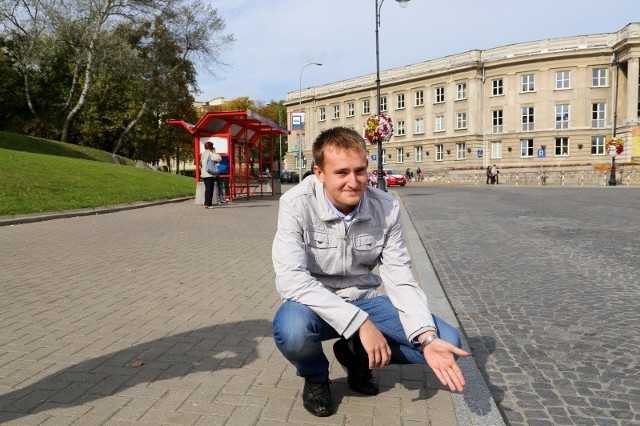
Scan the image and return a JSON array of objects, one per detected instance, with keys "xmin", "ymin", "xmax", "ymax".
[
  {"xmin": 332, "ymin": 105, "xmax": 340, "ymax": 119},
  {"xmin": 491, "ymin": 141, "xmax": 502, "ymax": 159},
  {"xmin": 396, "ymin": 93, "xmax": 405, "ymax": 109},
  {"xmin": 456, "ymin": 143, "xmax": 466, "ymax": 160},
  {"xmin": 555, "ymin": 70, "xmax": 571, "ymax": 89},
  {"xmin": 435, "ymin": 86, "xmax": 445, "ymax": 103},
  {"xmin": 521, "ymin": 106, "xmax": 534, "ymax": 131},
  {"xmin": 414, "ymin": 118, "xmax": 425, "ymax": 134},
  {"xmin": 397, "ymin": 120, "xmax": 405, "ymax": 136},
  {"xmin": 521, "ymin": 74, "xmax": 535, "ymax": 92},
  {"xmin": 591, "ymin": 103, "xmax": 606, "ymax": 128},
  {"xmin": 456, "ymin": 112, "xmax": 467, "ymax": 129},
  {"xmin": 435, "ymin": 144, "xmax": 444, "ymax": 161},
  {"xmin": 555, "ymin": 104, "xmax": 570, "ymax": 129},
  {"xmin": 319, "ymin": 107, "xmax": 326, "ymax": 121},
  {"xmin": 592, "ymin": 68, "xmax": 608, "ymax": 87},
  {"xmin": 362, "ymin": 99, "xmax": 370, "ymax": 115},
  {"xmin": 591, "ymin": 136, "xmax": 605, "ymax": 155},
  {"xmin": 520, "ymin": 139, "xmax": 534, "ymax": 157},
  {"xmin": 414, "ymin": 90, "xmax": 424, "ymax": 106},
  {"xmin": 435, "ymin": 115, "xmax": 445, "ymax": 132},
  {"xmin": 555, "ymin": 137, "xmax": 569, "ymax": 156},
  {"xmin": 396, "ymin": 147, "xmax": 404, "ymax": 163},
  {"xmin": 492, "ymin": 78, "xmax": 503, "ymax": 96},
  {"xmin": 379, "ymin": 96, "xmax": 387, "ymax": 112},
  {"xmin": 456, "ymin": 82, "xmax": 467, "ymax": 100},
  {"xmin": 347, "ymin": 102, "xmax": 355, "ymax": 117},
  {"xmin": 492, "ymin": 110, "xmax": 503, "ymax": 134},
  {"xmin": 415, "ymin": 146, "xmax": 424, "ymax": 162}
]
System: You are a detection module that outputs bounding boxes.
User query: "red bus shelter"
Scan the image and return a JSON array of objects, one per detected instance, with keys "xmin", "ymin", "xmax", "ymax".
[{"xmin": 167, "ymin": 109, "xmax": 289, "ymax": 201}]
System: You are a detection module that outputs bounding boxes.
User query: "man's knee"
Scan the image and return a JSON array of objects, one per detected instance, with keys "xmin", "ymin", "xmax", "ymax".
[{"xmin": 273, "ymin": 302, "xmax": 321, "ymax": 357}]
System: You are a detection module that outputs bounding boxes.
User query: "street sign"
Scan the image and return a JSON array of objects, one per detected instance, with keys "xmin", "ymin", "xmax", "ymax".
[
  {"xmin": 537, "ymin": 149, "xmax": 546, "ymax": 158},
  {"xmin": 371, "ymin": 154, "xmax": 377, "ymax": 162},
  {"xmin": 477, "ymin": 149, "xmax": 483, "ymax": 158}
]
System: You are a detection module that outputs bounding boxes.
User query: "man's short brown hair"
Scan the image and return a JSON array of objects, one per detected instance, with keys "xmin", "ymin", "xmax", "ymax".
[{"xmin": 312, "ymin": 127, "xmax": 367, "ymax": 169}]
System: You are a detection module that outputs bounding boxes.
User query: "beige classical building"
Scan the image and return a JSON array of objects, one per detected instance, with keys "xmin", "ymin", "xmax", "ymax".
[{"xmin": 284, "ymin": 23, "xmax": 640, "ymax": 184}]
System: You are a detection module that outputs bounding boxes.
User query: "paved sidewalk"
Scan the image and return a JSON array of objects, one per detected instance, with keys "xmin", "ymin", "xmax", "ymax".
[{"xmin": 0, "ymin": 195, "xmax": 502, "ymax": 425}]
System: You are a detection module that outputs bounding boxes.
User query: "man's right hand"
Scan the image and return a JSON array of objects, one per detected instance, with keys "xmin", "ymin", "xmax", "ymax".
[{"xmin": 358, "ymin": 319, "xmax": 392, "ymax": 369}]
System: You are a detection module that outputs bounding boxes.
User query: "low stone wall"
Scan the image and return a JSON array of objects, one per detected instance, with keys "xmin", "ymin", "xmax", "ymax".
[{"xmin": 418, "ymin": 165, "xmax": 640, "ymax": 186}]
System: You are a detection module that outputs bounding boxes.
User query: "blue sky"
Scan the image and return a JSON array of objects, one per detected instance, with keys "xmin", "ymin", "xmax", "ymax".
[{"xmin": 197, "ymin": 0, "xmax": 637, "ymax": 104}]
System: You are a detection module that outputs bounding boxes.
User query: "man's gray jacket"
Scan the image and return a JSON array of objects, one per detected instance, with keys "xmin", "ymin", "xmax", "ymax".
[{"xmin": 272, "ymin": 175, "xmax": 436, "ymax": 341}]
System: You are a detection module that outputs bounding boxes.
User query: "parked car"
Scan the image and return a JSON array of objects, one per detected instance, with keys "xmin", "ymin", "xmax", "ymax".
[
  {"xmin": 257, "ymin": 172, "xmax": 271, "ymax": 182},
  {"xmin": 384, "ymin": 169, "xmax": 407, "ymax": 186},
  {"xmin": 280, "ymin": 170, "xmax": 299, "ymax": 183},
  {"xmin": 369, "ymin": 169, "xmax": 407, "ymax": 187}
]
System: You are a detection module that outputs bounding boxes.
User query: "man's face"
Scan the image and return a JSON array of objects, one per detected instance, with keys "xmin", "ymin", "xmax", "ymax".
[{"xmin": 314, "ymin": 146, "xmax": 369, "ymax": 215}]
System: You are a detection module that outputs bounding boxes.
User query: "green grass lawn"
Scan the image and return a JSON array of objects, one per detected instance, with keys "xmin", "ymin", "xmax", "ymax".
[{"xmin": 0, "ymin": 131, "xmax": 196, "ymax": 216}]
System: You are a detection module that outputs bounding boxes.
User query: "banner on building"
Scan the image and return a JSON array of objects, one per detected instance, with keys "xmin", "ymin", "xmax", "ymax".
[{"xmin": 291, "ymin": 113, "xmax": 305, "ymax": 131}]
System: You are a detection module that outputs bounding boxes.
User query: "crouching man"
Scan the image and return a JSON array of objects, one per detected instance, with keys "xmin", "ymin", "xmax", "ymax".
[{"xmin": 272, "ymin": 127, "xmax": 468, "ymax": 417}]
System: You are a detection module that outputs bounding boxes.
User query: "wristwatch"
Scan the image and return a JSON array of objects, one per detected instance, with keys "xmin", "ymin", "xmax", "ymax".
[{"xmin": 418, "ymin": 334, "xmax": 438, "ymax": 352}]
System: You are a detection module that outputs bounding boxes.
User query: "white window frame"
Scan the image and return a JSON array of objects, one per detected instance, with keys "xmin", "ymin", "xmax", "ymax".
[
  {"xmin": 591, "ymin": 136, "xmax": 605, "ymax": 155},
  {"xmin": 347, "ymin": 102, "xmax": 355, "ymax": 117},
  {"xmin": 492, "ymin": 109, "xmax": 503, "ymax": 134},
  {"xmin": 555, "ymin": 70, "xmax": 571, "ymax": 89},
  {"xmin": 414, "ymin": 117, "xmax": 425, "ymax": 134},
  {"xmin": 332, "ymin": 105, "xmax": 340, "ymax": 119},
  {"xmin": 396, "ymin": 147, "xmax": 404, "ymax": 163},
  {"xmin": 520, "ymin": 139, "xmax": 534, "ymax": 157},
  {"xmin": 435, "ymin": 115, "xmax": 445, "ymax": 132},
  {"xmin": 415, "ymin": 146, "xmax": 424, "ymax": 162},
  {"xmin": 456, "ymin": 82, "xmax": 467, "ymax": 100},
  {"xmin": 319, "ymin": 107, "xmax": 326, "ymax": 121},
  {"xmin": 491, "ymin": 141, "xmax": 502, "ymax": 159},
  {"xmin": 591, "ymin": 103, "xmax": 606, "ymax": 128},
  {"xmin": 362, "ymin": 99, "xmax": 370, "ymax": 115},
  {"xmin": 521, "ymin": 74, "xmax": 535, "ymax": 92},
  {"xmin": 555, "ymin": 104, "xmax": 570, "ymax": 129},
  {"xmin": 456, "ymin": 112, "xmax": 467, "ymax": 129},
  {"xmin": 555, "ymin": 137, "xmax": 569, "ymax": 156},
  {"xmin": 435, "ymin": 86, "xmax": 445, "ymax": 103},
  {"xmin": 456, "ymin": 142, "xmax": 466, "ymax": 160},
  {"xmin": 396, "ymin": 93, "xmax": 405, "ymax": 110},
  {"xmin": 414, "ymin": 90, "xmax": 424, "ymax": 106},
  {"xmin": 397, "ymin": 120, "xmax": 405, "ymax": 136},
  {"xmin": 592, "ymin": 68, "xmax": 608, "ymax": 87},
  {"xmin": 379, "ymin": 96, "xmax": 387, "ymax": 112},
  {"xmin": 492, "ymin": 78, "xmax": 503, "ymax": 96},
  {"xmin": 521, "ymin": 106, "xmax": 534, "ymax": 131},
  {"xmin": 435, "ymin": 144, "xmax": 444, "ymax": 161}
]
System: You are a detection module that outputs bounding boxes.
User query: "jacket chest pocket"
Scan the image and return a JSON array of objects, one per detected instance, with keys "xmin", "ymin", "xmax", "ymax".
[
  {"xmin": 305, "ymin": 231, "xmax": 339, "ymax": 273},
  {"xmin": 306, "ymin": 231, "xmax": 338, "ymax": 249},
  {"xmin": 353, "ymin": 233, "xmax": 384, "ymax": 262}
]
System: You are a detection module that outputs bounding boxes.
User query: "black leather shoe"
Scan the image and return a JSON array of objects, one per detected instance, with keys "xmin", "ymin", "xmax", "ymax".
[
  {"xmin": 333, "ymin": 337, "xmax": 379, "ymax": 395},
  {"xmin": 302, "ymin": 380, "xmax": 332, "ymax": 417}
]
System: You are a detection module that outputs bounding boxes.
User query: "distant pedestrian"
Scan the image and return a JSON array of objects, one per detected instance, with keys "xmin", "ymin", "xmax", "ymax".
[
  {"xmin": 491, "ymin": 165, "xmax": 498, "ymax": 185},
  {"xmin": 200, "ymin": 142, "xmax": 224, "ymax": 208},
  {"xmin": 486, "ymin": 166, "xmax": 491, "ymax": 184},
  {"xmin": 406, "ymin": 168, "xmax": 411, "ymax": 182},
  {"xmin": 416, "ymin": 167, "xmax": 422, "ymax": 182}
]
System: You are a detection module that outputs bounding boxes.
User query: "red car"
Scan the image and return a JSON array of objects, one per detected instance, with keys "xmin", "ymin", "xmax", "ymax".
[{"xmin": 369, "ymin": 169, "xmax": 407, "ymax": 187}]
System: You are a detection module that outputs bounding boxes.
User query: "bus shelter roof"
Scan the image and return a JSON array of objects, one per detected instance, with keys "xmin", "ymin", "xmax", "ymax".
[{"xmin": 166, "ymin": 109, "xmax": 289, "ymax": 143}]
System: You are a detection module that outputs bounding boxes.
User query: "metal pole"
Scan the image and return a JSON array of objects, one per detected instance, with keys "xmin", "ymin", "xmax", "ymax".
[
  {"xmin": 609, "ymin": 58, "xmax": 619, "ymax": 186},
  {"xmin": 298, "ymin": 62, "xmax": 322, "ymax": 182},
  {"xmin": 375, "ymin": 0, "xmax": 386, "ymax": 191}
]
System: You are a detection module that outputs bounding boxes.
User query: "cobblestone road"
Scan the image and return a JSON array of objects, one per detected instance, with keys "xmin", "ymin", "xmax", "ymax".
[{"xmin": 399, "ymin": 185, "xmax": 640, "ymax": 426}]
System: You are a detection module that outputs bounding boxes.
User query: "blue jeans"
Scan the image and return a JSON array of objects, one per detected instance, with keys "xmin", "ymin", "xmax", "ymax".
[{"xmin": 272, "ymin": 295, "xmax": 462, "ymax": 383}]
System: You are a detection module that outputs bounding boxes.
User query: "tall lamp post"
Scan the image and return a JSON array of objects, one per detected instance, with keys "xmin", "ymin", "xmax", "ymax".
[
  {"xmin": 609, "ymin": 58, "xmax": 619, "ymax": 186},
  {"xmin": 375, "ymin": 0, "xmax": 409, "ymax": 191},
  {"xmin": 298, "ymin": 62, "xmax": 322, "ymax": 182}
]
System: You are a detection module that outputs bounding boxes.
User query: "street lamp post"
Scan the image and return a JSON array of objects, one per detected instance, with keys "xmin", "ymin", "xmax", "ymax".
[
  {"xmin": 609, "ymin": 58, "xmax": 619, "ymax": 186},
  {"xmin": 298, "ymin": 62, "xmax": 322, "ymax": 182},
  {"xmin": 375, "ymin": 0, "xmax": 409, "ymax": 191}
]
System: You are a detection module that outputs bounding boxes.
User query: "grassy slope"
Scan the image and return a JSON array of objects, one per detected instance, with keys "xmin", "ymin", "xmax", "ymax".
[{"xmin": 0, "ymin": 131, "xmax": 195, "ymax": 216}]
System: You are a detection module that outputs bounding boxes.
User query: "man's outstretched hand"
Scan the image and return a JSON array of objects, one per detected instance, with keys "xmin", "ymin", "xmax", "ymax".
[
  {"xmin": 423, "ymin": 338, "xmax": 469, "ymax": 392},
  {"xmin": 358, "ymin": 319, "xmax": 392, "ymax": 369}
]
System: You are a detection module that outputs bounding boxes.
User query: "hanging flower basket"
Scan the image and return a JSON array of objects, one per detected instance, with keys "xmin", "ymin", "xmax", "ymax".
[
  {"xmin": 605, "ymin": 136, "xmax": 624, "ymax": 157},
  {"xmin": 364, "ymin": 113, "xmax": 393, "ymax": 144}
]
